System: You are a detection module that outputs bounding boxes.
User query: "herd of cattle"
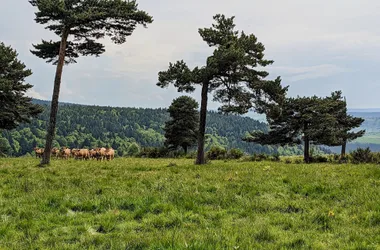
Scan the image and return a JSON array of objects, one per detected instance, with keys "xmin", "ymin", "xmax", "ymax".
[{"xmin": 33, "ymin": 147, "xmax": 115, "ymax": 161}]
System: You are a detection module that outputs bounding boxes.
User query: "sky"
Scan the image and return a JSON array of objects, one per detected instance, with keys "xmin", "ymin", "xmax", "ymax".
[{"xmin": 2, "ymin": 0, "xmax": 380, "ymax": 110}]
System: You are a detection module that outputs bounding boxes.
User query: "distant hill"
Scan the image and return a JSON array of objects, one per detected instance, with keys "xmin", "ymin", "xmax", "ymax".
[{"xmin": 1, "ymin": 99, "xmax": 321, "ymax": 157}]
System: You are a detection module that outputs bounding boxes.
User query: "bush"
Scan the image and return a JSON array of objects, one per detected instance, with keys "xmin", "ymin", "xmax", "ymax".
[
  {"xmin": 285, "ymin": 159, "xmax": 292, "ymax": 164},
  {"xmin": 310, "ymin": 155, "xmax": 328, "ymax": 163},
  {"xmin": 138, "ymin": 147, "xmax": 170, "ymax": 158},
  {"xmin": 350, "ymin": 147, "xmax": 373, "ymax": 164},
  {"xmin": 206, "ymin": 146, "xmax": 227, "ymax": 160},
  {"xmin": 227, "ymin": 148, "xmax": 244, "ymax": 159},
  {"xmin": 251, "ymin": 153, "xmax": 269, "ymax": 162},
  {"xmin": 270, "ymin": 153, "xmax": 281, "ymax": 162},
  {"xmin": 126, "ymin": 142, "xmax": 140, "ymax": 156}
]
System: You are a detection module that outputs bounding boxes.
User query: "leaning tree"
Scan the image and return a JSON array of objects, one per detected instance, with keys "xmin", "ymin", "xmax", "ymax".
[
  {"xmin": 0, "ymin": 42, "xmax": 43, "ymax": 131},
  {"xmin": 29, "ymin": 0, "xmax": 153, "ymax": 165},
  {"xmin": 157, "ymin": 14, "xmax": 287, "ymax": 164},
  {"xmin": 244, "ymin": 91, "xmax": 356, "ymax": 163}
]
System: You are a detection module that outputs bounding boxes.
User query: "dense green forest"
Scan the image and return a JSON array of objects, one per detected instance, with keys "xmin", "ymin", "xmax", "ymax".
[{"xmin": 0, "ymin": 99, "xmax": 330, "ymax": 157}]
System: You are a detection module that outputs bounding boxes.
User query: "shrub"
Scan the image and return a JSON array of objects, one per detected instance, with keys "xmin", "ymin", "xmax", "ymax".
[
  {"xmin": 270, "ymin": 153, "xmax": 281, "ymax": 162},
  {"xmin": 138, "ymin": 147, "xmax": 170, "ymax": 158},
  {"xmin": 126, "ymin": 142, "xmax": 140, "ymax": 156},
  {"xmin": 227, "ymin": 148, "xmax": 244, "ymax": 159},
  {"xmin": 206, "ymin": 146, "xmax": 227, "ymax": 160},
  {"xmin": 285, "ymin": 159, "xmax": 292, "ymax": 164},
  {"xmin": 294, "ymin": 159, "xmax": 303, "ymax": 164},
  {"xmin": 350, "ymin": 147, "xmax": 373, "ymax": 164},
  {"xmin": 310, "ymin": 155, "xmax": 328, "ymax": 163}
]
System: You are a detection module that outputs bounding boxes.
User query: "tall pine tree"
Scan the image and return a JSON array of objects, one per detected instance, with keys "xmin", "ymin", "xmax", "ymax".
[
  {"xmin": 30, "ymin": 0, "xmax": 153, "ymax": 165},
  {"xmin": 157, "ymin": 14, "xmax": 286, "ymax": 164}
]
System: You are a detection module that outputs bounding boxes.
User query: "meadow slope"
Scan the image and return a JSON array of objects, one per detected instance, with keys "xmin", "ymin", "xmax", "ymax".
[{"xmin": 0, "ymin": 158, "xmax": 379, "ymax": 249}]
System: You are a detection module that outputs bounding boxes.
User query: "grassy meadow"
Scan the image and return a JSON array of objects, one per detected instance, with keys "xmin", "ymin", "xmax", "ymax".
[{"xmin": 0, "ymin": 158, "xmax": 379, "ymax": 249}]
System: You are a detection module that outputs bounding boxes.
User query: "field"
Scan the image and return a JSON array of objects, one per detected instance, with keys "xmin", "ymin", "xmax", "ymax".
[{"xmin": 0, "ymin": 158, "xmax": 379, "ymax": 249}]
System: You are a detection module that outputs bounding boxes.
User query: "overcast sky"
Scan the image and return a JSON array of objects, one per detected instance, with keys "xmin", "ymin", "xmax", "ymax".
[{"xmin": 2, "ymin": 0, "xmax": 380, "ymax": 109}]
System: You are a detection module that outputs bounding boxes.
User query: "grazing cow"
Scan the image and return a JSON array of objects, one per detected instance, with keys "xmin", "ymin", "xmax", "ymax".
[
  {"xmin": 59, "ymin": 147, "xmax": 71, "ymax": 160},
  {"xmin": 105, "ymin": 147, "xmax": 115, "ymax": 161},
  {"xmin": 75, "ymin": 149, "xmax": 90, "ymax": 160},
  {"xmin": 89, "ymin": 149, "xmax": 97, "ymax": 160},
  {"xmin": 71, "ymin": 148, "xmax": 80, "ymax": 159},
  {"xmin": 33, "ymin": 147, "xmax": 44, "ymax": 158},
  {"xmin": 95, "ymin": 147, "xmax": 106, "ymax": 161},
  {"xmin": 51, "ymin": 147, "xmax": 59, "ymax": 159}
]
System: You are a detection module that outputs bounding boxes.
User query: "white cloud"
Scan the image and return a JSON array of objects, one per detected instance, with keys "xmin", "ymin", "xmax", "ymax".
[{"xmin": 26, "ymin": 88, "xmax": 47, "ymax": 100}]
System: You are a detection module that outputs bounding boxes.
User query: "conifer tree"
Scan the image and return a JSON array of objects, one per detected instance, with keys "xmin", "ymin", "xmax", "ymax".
[
  {"xmin": 0, "ymin": 42, "xmax": 43, "ymax": 130},
  {"xmin": 164, "ymin": 96, "xmax": 199, "ymax": 154},
  {"xmin": 157, "ymin": 14, "xmax": 286, "ymax": 164},
  {"xmin": 30, "ymin": 0, "xmax": 153, "ymax": 165},
  {"xmin": 245, "ymin": 92, "xmax": 347, "ymax": 163}
]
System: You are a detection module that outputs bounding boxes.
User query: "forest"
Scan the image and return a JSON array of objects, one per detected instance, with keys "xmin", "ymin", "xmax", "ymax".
[{"xmin": 0, "ymin": 99, "xmax": 326, "ymax": 157}]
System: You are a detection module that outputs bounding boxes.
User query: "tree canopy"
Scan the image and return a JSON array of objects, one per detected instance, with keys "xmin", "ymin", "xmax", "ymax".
[
  {"xmin": 164, "ymin": 96, "xmax": 199, "ymax": 154},
  {"xmin": 245, "ymin": 91, "xmax": 365, "ymax": 162},
  {"xmin": 0, "ymin": 42, "xmax": 43, "ymax": 130}
]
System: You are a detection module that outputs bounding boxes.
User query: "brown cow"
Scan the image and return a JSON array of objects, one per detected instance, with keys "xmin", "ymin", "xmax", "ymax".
[
  {"xmin": 71, "ymin": 148, "xmax": 80, "ymax": 159},
  {"xmin": 75, "ymin": 149, "xmax": 90, "ymax": 160},
  {"xmin": 51, "ymin": 147, "xmax": 59, "ymax": 159},
  {"xmin": 95, "ymin": 147, "xmax": 106, "ymax": 161},
  {"xmin": 59, "ymin": 147, "xmax": 71, "ymax": 160},
  {"xmin": 105, "ymin": 147, "xmax": 115, "ymax": 161},
  {"xmin": 33, "ymin": 147, "xmax": 44, "ymax": 158},
  {"xmin": 89, "ymin": 149, "xmax": 97, "ymax": 160}
]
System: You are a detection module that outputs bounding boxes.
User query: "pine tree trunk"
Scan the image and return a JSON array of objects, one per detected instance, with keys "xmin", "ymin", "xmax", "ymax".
[
  {"xmin": 183, "ymin": 145, "xmax": 188, "ymax": 155},
  {"xmin": 304, "ymin": 137, "xmax": 310, "ymax": 163},
  {"xmin": 341, "ymin": 140, "xmax": 347, "ymax": 158},
  {"xmin": 196, "ymin": 82, "xmax": 209, "ymax": 165},
  {"xmin": 41, "ymin": 28, "xmax": 70, "ymax": 166}
]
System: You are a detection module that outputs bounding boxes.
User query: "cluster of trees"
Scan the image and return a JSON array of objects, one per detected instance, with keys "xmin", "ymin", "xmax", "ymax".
[
  {"xmin": 157, "ymin": 15, "xmax": 364, "ymax": 164},
  {"xmin": 1, "ymin": 99, "xmax": 328, "ymax": 157},
  {"xmin": 244, "ymin": 91, "xmax": 365, "ymax": 163}
]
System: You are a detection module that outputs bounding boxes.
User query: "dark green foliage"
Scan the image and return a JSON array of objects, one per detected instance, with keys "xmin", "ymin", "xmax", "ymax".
[
  {"xmin": 29, "ymin": 0, "xmax": 153, "ymax": 64},
  {"xmin": 125, "ymin": 142, "xmax": 140, "ymax": 157},
  {"xmin": 206, "ymin": 146, "xmax": 227, "ymax": 160},
  {"xmin": 245, "ymin": 91, "xmax": 360, "ymax": 163},
  {"xmin": 350, "ymin": 147, "xmax": 373, "ymax": 164},
  {"xmin": 227, "ymin": 148, "xmax": 244, "ymax": 159},
  {"xmin": 137, "ymin": 147, "xmax": 170, "ymax": 158},
  {"xmin": 164, "ymin": 96, "xmax": 199, "ymax": 154},
  {"xmin": 0, "ymin": 42, "xmax": 43, "ymax": 130},
  {"xmin": 0, "ymin": 100, "xmax": 332, "ymax": 157},
  {"xmin": 310, "ymin": 155, "xmax": 329, "ymax": 163}
]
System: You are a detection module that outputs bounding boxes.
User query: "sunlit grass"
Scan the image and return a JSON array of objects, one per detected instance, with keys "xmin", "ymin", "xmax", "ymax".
[{"xmin": 0, "ymin": 157, "xmax": 379, "ymax": 249}]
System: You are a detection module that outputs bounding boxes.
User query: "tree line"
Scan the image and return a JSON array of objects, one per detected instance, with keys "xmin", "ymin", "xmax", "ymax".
[{"xmin": 1, "ymin": 99, "xmax": 329, "ymax": 157}]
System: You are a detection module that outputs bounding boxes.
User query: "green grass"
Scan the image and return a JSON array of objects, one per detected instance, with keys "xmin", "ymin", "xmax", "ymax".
[{"xmin": 0, "ymin": 158, "xmax": 379, "ymax": 249}]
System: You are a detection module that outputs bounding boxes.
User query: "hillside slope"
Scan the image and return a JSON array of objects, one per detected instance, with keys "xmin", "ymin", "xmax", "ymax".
[{"xmin": 1, "ymin": 99, "xmax": 321, "ymax": 157}]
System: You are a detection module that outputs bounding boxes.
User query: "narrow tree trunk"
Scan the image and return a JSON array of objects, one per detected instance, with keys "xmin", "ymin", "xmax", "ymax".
[
  {"xmin": 304, "ymin": 137, "xmax": 310, "ymax": 163},
  {"xmin": 183, "ymin": 145, "xmax": 188, "ymax": 155},
  {"xmin": 341, "ymin": 140, "xmax": 347, "ymax": 158},
  {"xmin": 195, "ymin": 82, "xmax": 209, "ymax": 165},
  {"xmin": 41, "ymin": 28, "xmax": 70, "ymax": 166}
]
